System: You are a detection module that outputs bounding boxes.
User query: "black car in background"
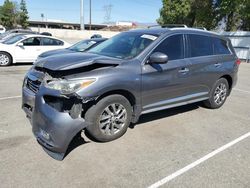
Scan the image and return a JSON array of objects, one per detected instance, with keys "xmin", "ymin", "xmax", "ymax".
[{"xmin": 36, "ymin": 38, "xmax": 107, "ymax": 61}]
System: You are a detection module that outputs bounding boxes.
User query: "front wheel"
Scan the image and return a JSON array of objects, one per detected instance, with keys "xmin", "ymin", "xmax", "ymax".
[
  {"xmin": 85, "ymin": 95, "xmax": 132, "ymax": 142},
  {"xmin": 203, "ymin": 78, "xmax": 229, "ymax": 109},
  {"xmin": 0, "ymin": 52, "xmax": 12, "ymax": 66}
]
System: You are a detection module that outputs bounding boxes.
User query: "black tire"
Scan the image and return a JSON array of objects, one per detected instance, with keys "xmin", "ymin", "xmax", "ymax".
[
  {"xmin": 0, "ymin": 52, "xmax": 12, "ymax": 66},
  {"xmin": 85, "ymin": 95, "xmax": 132, "ymax": 142},
  {"xmin": 203, "ymin": 78, "xmax": 229, "ymax": 109}
]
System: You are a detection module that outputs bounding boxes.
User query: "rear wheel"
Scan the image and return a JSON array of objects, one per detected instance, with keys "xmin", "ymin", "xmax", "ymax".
[
  {"xmin": 0, "ymin": 52, "xmax": 12, "ymax": 66},
  {"xmin": 85, "ymin": 95, "xmax": 132, "ymax": 142},
  {"xmin": 203, "ymin": 78, "xmax": 229, "ymax": 109}
]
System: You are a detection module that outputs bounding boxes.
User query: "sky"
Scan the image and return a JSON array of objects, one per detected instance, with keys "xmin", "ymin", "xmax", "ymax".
[{"xmin": 0, "ymin": 0, "xmax": 162, "ymax": 24}]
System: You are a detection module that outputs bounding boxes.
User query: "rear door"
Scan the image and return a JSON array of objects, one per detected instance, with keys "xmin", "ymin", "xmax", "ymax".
[
  {"xmin": 39, "ymin": 37, "xmax": 65, "ymax": 54},
  {"xmin": 141, "ymin": 34, "xmax": 195, "ymax": 113},
  {"xmin": 186, "ymin": 34, "xmax": 222, "ymax": 94}
]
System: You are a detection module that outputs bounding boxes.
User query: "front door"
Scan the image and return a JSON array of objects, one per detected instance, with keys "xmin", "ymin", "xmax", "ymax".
[
  {"xmin": 141, "ymin": 34, "xmax": 199, "ymax": 114},
  {"xmin": 15, "ymin": 37, "xmax": 42, "ymax": 62}
]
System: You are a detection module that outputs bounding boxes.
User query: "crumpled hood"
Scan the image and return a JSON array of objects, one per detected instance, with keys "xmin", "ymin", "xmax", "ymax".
[
  {"xmin": 39, "ymin": 48, "xmax": 75, "ymax": 58},
  {"xmin": 35, "ymin": 52, "xmax": 122, "ymax": 71}
]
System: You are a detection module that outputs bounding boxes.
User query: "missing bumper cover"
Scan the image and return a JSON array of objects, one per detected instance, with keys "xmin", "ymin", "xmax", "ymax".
[{"xmin": 44, "ymin": 95, "xmax": 83, "ymax": 119}]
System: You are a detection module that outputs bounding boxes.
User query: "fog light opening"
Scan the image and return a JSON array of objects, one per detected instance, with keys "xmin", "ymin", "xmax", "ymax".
[{"xmin": 40, "ymin": 129, "xmax": 50, "ymax": 140}]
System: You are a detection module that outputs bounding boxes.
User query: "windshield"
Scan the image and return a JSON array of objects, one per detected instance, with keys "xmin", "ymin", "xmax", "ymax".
[
  {"xmin": 1, "ymin": 34, "xmax": 24, "ymax": 42},
  {"xmin": 2, "ymin": 35, "xmax": 25, "ymax": 44},
  {"xmin": 88, "ymin": 32, "xmax": 158, "ymax": 59},
  {"xmin": 0, "ymin": 31, "xmax": 11, "ymax": 39},
  {"xmin": 69, "ymin": 40, "xmax": 98, "ymax": 52}
]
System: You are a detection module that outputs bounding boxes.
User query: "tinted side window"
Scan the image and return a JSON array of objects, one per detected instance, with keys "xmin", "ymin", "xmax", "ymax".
[
  {"xmin": 189, "ymin": 34, "xmax": 213, "ymax": 57},
  {"xmin": 41, "ymin": 38, "xmax": 64, "ymax": 46},
  {"xmin": 153, "ymin": 34, "xmax": 184, "ymax": 61},
  {"xmin": 23, "ymin": 37, "xmax": 41, "ymax": 46},
  {"xmin": 213, "ymin": 38, "xmax": 231, "ymax": 55}
]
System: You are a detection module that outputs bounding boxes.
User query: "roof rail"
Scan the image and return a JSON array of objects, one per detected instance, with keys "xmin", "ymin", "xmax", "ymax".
[
  {"xmin": 193, "ymin": 27, "xmax": 207, "ymax": 31},
  {"xmin": 148, "ymin": 24, "xmax": 188, "ymax": 29},
  {"xmin": 147, "ymin": 25, "xmax": 163, "ymax": 29},
  {"xmin": 163, "ymin": 24, "xmax": 188, "ymax": 28},
  {"xmin": 147, "ymin": 24, "xmax": 208, "ymax": 31}
]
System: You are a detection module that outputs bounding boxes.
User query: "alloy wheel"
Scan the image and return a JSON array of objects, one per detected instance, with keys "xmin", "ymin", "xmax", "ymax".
[
  {"xmin": 0, "ymin": 54, "xmax": 10, "ymax": 66},
  {"xmin": 99, "ymin": 103, "xmax": 127, "ymax": 136},
  {"xmin": 214, "ymin": 83, "xmax": 227, "ymax": 105}
]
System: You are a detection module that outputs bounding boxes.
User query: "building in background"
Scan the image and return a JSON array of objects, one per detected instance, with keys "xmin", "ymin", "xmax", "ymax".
[
  {"xmin": 28, "ymin": 20, "xmax": 108, "ymax": 30},
  {"xmin": 115, "ymin": 21, "xmax": 137, "ymax": 27}
]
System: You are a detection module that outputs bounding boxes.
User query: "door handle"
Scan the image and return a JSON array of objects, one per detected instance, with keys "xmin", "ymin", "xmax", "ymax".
[
  {"xmin": 214, "ymin": 63, "xmax": 222, "ymax": 67},
  {"xmin": 178, "ymin": 68, "xmax": 189, "ymax": 74}
]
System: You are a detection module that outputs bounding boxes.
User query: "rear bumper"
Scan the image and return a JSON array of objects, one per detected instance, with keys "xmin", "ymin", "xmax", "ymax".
[
  {"xmin": 232, "ymin": 71, "xmax": 238, "ymax": 88},
  {"xmin": 22, "ymin": 85, "xmax": 86, "ymax": 160}
]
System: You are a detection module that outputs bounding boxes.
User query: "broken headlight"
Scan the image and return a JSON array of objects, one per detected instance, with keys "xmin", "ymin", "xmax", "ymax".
[{"xmin": 46, "ymin": 78, "xmax": 96, "ymax": 94}]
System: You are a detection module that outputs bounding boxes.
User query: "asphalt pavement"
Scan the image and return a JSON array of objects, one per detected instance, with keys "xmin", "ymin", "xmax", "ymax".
[{"xmin": 0, "ymin": 63, "xmax": 249, "ymax": 188}]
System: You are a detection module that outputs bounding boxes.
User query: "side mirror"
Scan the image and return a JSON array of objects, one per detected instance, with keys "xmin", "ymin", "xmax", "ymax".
[
  {"xmin": 17, "ymin": 42, "xmax": 24, "ymax": 47},
  {"xmin": 149, "ymin": 52, "xmax": 168, "ymax": 64}
]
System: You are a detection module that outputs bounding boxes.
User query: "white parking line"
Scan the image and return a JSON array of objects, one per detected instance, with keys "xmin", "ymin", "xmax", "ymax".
[
  {"xmin": 0, "ymin": 96, "xmax": 21, "ymax": 101},
  {"xmin": 148, "ymin": 132, "xmax": 250, "ymax": 188},
  {"xmin": 234, "ymin": 88, "xmax": 250, "ymax": 94}
]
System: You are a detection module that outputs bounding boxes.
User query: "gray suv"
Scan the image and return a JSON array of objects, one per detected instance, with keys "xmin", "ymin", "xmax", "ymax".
[{"xmin": 22, "ymin": 28, "xmax": 240, "ymax": 159}]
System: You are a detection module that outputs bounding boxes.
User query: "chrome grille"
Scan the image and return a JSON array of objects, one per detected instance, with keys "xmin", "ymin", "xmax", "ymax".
[{"xmin": 26, "ymin": 78, "xmax": 41, "ymax": 93}]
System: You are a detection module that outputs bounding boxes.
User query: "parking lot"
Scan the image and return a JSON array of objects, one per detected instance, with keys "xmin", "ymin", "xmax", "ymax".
[{"xmin": 0, "ymin": 63, "xmax": 249, "ymax": 188}]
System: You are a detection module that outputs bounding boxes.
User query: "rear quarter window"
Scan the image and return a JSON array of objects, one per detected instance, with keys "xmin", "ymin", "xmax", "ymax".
[
  {"xmin": 213, "ymin": 38, "xmax": 231, "ymax": 55},
  {"xmin": 41, "ymin": 38, "xmax": 64, "ymax": 46},
  {"xmin": 188, "ymin": 34, "xmax": 213, "ymax": 57}
]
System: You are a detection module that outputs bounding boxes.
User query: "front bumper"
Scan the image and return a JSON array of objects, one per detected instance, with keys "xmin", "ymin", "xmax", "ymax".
[{"xmin": 22, "ymin": 80, "xmax": 86, "ymax": 160}]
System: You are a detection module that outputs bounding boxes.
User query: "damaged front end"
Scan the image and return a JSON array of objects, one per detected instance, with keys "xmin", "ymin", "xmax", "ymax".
[
  {"xmin": 22, "ymin": 67, "xmax": 98, "ymax": 160},
  {"xmin": 22, "ymin": 54, "xmax": 121, "ymax": 160}
]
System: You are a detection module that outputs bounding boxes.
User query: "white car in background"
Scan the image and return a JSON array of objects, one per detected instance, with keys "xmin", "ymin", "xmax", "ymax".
[{"xmin": 0, "ymin": 34, "xmax": 70, "ymax": 66}]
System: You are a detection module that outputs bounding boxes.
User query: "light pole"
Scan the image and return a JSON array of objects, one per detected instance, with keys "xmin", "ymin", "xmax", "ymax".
[
  {"xmin": 89, "ymin": 0, "xmax": 92, "ymax": 30},
  {"xmin": 41, "ymin": 13, "xmax": 44, "ymax": 21},
  {"xmin": 80, "ymin": 0, "xmax": 85, "ymax": 30}
]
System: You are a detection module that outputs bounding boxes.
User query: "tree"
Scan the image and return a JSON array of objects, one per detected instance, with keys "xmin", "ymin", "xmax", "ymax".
[
  {"xmin": 18, "ymin": 0, "xmax": 29, "ymax": 28},
  {"xmin": 240, "ymin": 0, "xmax": 250, "ymax": 31},
  {"xmin": 0, "ymin": 0, "xmax": 29, "ymax": 29},
  {"xmin": 157, "ymin": 0, "xmax": 191, "ymax": 26},
  {"xmin": 0, "ymin": 0, "xmax": 17, "ymax": 29},
  {"xmin": 157, "ymin": 0, "xmax": 216, "ymax": 30},
  {"xmin": 216, "ymin": 0, "xmax": 242, "ymax": 31},
  {"xmin": 188, "ymin": 0, "xmax": 216, "ymax": 29}
]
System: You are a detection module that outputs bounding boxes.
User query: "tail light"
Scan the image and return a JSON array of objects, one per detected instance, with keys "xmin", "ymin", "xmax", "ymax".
[{"xmin": 236, "ymin": 59, "xmax": 241, "ymax": 65}]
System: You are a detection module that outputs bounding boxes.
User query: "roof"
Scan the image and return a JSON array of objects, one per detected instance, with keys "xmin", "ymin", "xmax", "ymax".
[
  {"xmin": 128, "ymin": 28, "xmax": 170, "ymax": 35},
  {"xmin": 128, "ymin": 27, "xmax": 223, "ymax": 39},
  {"xmin": 89, "ymin": 38, "xmax": 107, "ymax": 42},
  {"xmin": 22, "ymin": 34, "xmax": 55, "ymax": 38}
]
